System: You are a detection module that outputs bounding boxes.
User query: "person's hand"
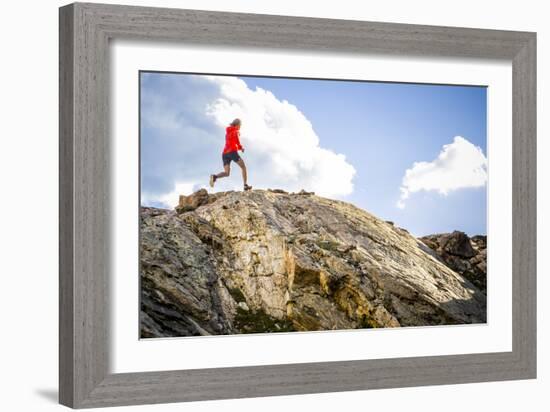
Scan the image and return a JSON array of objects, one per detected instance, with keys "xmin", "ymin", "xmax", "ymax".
[{"xmin": 241, "ymin": 148, "xmax": 245, "ymax": 153}]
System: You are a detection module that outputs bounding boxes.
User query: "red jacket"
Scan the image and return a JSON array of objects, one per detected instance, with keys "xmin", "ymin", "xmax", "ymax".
[{"xmin": 223, "ymin": 126, "xmax": 243, "ymax": 154}]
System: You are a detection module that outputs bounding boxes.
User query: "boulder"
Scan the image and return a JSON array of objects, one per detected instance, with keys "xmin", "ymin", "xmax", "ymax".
[
  {"xmin": 440, "ymin": 231, "xmax": 476, "ymax": 258},
  {"xmin": 420, "ymin": 231, "xmax": 487, "ymax": 294},
  {"xmin": 175, "ymin": 189, "xmax": 210, "ymax": 213}
]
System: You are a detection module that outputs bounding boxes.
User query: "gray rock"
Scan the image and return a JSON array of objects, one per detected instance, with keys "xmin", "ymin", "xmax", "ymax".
[
  {"xmin": 140, "ymin": 190, "xmax": 487, "ymax": 338},
  {"xmin": 237, "ymin": 301, "xmax": 250, "ymax": 311},
  {"xmin": 420, "ymin": 231, "xmax": 487, "ymax": 294}
]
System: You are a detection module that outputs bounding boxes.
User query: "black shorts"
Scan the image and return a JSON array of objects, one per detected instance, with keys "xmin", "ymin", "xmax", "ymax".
[{"xmin": 222, "ymin": 150, "xmax": 241, "ymax": 166}]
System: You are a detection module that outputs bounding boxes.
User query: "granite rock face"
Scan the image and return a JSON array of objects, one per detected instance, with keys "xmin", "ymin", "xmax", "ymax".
[
  {"xmin": 420, "ymin": 232, "xmax": 487, "ymax": 294},
  {"xmin": 140, "ymin": 190, "xmax": 487, "ymax": 338}
]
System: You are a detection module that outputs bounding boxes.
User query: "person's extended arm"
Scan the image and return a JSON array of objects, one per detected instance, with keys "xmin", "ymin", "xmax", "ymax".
[{"xmin": 236, "ymin": 131, "xmax": 244, "ymax": 152}]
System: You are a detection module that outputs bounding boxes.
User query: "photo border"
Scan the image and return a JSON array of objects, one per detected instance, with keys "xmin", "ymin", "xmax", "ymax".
[
  {"xmin": 59, "ymin": 2, "xmax": 536, "ymax": 408},
  {"xmin": 137, "ymin": 68, "xmax": 489, "ymax": 342}
]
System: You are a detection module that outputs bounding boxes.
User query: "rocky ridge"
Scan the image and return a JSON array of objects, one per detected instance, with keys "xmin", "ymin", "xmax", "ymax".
[
  {"xmin": 420, "ymin": 232, "xmax": 487, "ymax": 294},
  {"xmin": 140, "ymin": 189, "xmax": 487, "ymax": 338}
]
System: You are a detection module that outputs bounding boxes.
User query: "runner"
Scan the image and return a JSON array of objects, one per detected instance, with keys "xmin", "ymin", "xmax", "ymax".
[{"xmin": 209, "ymin": 118, "xmax": 252, "ymax": 191}]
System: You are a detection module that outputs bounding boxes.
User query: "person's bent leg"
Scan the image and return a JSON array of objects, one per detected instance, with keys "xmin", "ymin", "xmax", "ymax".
[
  {"xmin": 210, "ymin": 163, "xmax": 230, "ymax": 187},
  {"xmin": 215, "ymin": 164, "xmax": 231, "ymax": 179},
  {"xmin": 237, "ymin": 159, "xmax": 247, "ymax": 185}
]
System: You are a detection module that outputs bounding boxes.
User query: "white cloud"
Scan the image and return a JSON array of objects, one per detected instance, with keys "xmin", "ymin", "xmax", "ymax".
[
  {"xmin": 142, "ymin": 181, "xmax": 197, "ymax": 209},
  {"xmin": 397, "ymin": 136, "xmax": 487, "ymax": 209},
  {"xmin": 141, "ymin": 74, "xmax": 356, "ymax": 208}
]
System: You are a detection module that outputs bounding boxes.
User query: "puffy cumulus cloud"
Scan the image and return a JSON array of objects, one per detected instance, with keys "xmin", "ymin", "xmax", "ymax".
[
  {"xmin": 140, "ymin": 73, "xmax": 356, "ymax": 208},
  {"xmin": 397, "ymin": 136, "xmax": 487, "ymax": 209}
]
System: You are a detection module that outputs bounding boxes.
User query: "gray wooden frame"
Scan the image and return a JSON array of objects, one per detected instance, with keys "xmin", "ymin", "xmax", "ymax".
[{"xmin": 59, "ymin": 2, "xmax": 536, "ymax": 408}]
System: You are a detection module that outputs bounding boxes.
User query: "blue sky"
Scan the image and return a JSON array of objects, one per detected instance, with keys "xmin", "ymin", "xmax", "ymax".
[{"xmin": 140, "ymin": 72, "xmax": 487, "ymax": 236}]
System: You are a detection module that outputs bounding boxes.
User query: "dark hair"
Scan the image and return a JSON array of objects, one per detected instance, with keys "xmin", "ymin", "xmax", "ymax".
[{"xmin": 230, "ymin": 118, "xmax": 241, "ymax": 126}]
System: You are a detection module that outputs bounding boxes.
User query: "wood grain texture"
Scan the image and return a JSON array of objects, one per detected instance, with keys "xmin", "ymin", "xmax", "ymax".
[
  {"xmin": 512, "ymin": 35, "xmax": 537, "ymax": 375},
  {"xmin": 58, "ymin": 2, "xmax": 537, "ymax": 408},
  {"xmin": 59, "ymin": 4, "xmax": 74, "ymax": 407}
]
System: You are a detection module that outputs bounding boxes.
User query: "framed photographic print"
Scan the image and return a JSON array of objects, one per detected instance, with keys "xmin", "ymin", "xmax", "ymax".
[{"xmin": 59, "ymin": 2, "xmax": 536, "ymax": 408}]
